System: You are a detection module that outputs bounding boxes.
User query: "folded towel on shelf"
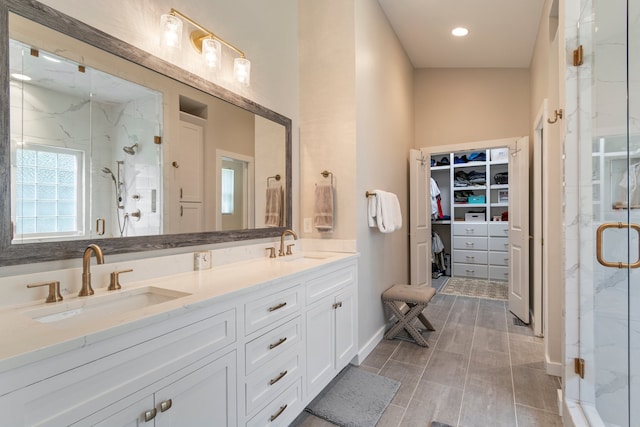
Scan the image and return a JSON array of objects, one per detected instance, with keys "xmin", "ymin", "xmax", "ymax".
[
  {"xmin": 265, "ymin": 185, "xmax": 283, "ymax": 227},
  {"xmin": 367, "ymin": 190, "xmax": 402, "ymax": 233},
  {"xmin": 313, "ymin": 183, "xmax": 334, "ymax": 232}
]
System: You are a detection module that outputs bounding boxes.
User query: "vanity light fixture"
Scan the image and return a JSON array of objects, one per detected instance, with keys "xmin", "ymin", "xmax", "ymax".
[
  {"xmin": 451, "ymin": 27, "xmax": 469, "ymax": 37},
  {"xmin": 160, "ymin": 9, "xmax": 251, "ymax": 87}
]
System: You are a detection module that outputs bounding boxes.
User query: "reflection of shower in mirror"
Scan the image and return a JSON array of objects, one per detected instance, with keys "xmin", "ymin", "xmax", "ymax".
[
  {"xmin": 102, "ymin": 162, "xmax": 129, "ymax": 236},
  {"xmin": 122, "ymin": 143, "xmax": 138, "ymax": 155}
]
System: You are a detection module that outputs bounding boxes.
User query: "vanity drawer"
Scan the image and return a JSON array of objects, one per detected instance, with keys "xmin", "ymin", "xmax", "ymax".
[
  {"xmin": 245, "ymin": 317, "xmax": 301, "ymax": 375},
  {"xmin": 489, "ymin": 237, "xmax": 509, "ymax": 252},
  {"xmin": 489, "ymin": 252, "xmax": 509, "ymax": 266},
  {"xmin": 452, "ymin": 250, "xmax": 488, "ymax": 265},
  {"xmin": 246, "ymin": 378, "xmax": 302, "ymax": 427},
  {"xmin": 245, "ymin": 351, "xmax": 301, "ymax": 415},
  {"xmin": 489, "ymin": 266, "xmax": 509, "ymax": 281},
  {"xmin": 453, "ymin": 263, "xmax": 488, "ymax": 279},
  {"xmin": 306, "ymin": 265, "xmax": 355, "ymax": 305},
  {"xmin": 244, "ymin": 284, "xmax": 302, "ymax": 335},
  {"xmin": 489, "ymin": 222, "xmax": 509, "ymax": 237},
  {"xmin": 453, "ymin": 236, "xmax": 488, "ymax": 251},
  {"xmin": 453, "ymin": 223, "xmax": 487, "ymax": 237}
]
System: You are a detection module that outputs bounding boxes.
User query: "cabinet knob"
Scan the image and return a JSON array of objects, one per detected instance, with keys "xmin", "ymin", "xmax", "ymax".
[
  {"xmin": 160, "ymin": 399, "xmax": 173, "ymax": 413},
  {"xmin": 144, "ymin": 408, "xmax": 157, "ymax": 422},
  {"xmin": 172, "ymin": 161, "xmax": 179, "ymax": 168}
]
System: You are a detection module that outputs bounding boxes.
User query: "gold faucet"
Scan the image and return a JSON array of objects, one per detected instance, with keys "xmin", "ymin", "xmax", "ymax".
[
  {"xmin": 279, "ymin": 229, "xmax": 298, "ymax": 256},
  {"xmin": 79, "ymin": 244, "xmax": 105, "ymax": 296}
]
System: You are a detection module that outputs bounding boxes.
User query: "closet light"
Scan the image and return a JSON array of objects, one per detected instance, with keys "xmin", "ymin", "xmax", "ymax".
[
  {"xmin": 160, "ymin": 9, "xmax": 251, "ymax": 86},
  {"xmin": 451, "ymin": 27, "xmax": 469, "ymax": 37}
]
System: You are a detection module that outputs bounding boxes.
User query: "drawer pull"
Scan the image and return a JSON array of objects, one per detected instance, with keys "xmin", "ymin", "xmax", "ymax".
[
  {"xmin": 465, "ymin": 242, "xmax": 475, "ymax": 246},
  {"xmin": 465, "ymin": 228, "xmax": 475, "ymax": 233},
  {"xmin": 504, "ymin": 243, "xmax": 509, "ymax": 247},
  {"xmin": 269, "ymin": 370, "xmax": 288, "ymax": 385},
  {"xmin": 269, "ymin": 337, "xmax": 287, "ymax": 350},
  {"xmin": 466, "ymin": 256, "xmax": 475, "ymax": 260},
  {"xmin": 160, "ymin": 399, "xmax": 172, "ymax": 413},
  {"xmin": 270, "ymin": 404, "xmax": 288, "ymax": 421},
  {"xmin": 144, "ymin": 408, "xmax": 157, "ymax": 422},
  {"xmin": 332, "ymin": 301, "xmax": 343, "ymax": 309},
  {"xmin": 268, "ymin": 302, "xmax": 287, "ymax": 312},
  {"xmin": 465, "ymin": 269, "xmax": 475, "ymax": 273}
]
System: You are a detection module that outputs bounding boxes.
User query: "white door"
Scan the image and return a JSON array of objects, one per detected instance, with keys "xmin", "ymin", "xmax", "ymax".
[
  {"xmin": 408, "ymin": 149, "xmax": 430, "ymax": 286},
  {"xmin": 508, "ymin": 136, "xmax": 530, "ymax": 322}
]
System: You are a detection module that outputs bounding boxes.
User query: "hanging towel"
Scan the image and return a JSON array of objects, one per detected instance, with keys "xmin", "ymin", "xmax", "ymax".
[
  {"xmin": 265, "ymin": 185, "xmax": 283, "ymax": 227},
  {"xmin": 313, "ymin": 183, "xmax": 334, "ymax": 232},
  {"xmin": 367, "ymin": 190, "xmax": 402, "ymax": 233},
  {"xmin": 430, "ymin": 178, "xmax": 441, "ymax": 218}
]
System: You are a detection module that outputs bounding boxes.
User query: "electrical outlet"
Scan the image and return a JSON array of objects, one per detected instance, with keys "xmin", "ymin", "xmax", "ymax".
[
  {"xmin": 303, "ymin": 217, "xmax": 312, "ymax": 233},
  {"xmin": 194, "ymin": 251, "xmax": 211, "ymax": 270}
]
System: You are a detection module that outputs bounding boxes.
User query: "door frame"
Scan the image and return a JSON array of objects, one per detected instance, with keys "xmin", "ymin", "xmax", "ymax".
[
  {"xmin": 215, "ymin": 149, "xmax": 255, "ymax": 231},
  {"xmin": 532, "ymin": 100, "xmax": 549, "ymax": 338}
]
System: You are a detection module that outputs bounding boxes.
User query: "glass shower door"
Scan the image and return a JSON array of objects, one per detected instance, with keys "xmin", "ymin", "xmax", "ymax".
[{"xmin": 580, "ymin": 0, "xmax": 639, "ymax": 425}]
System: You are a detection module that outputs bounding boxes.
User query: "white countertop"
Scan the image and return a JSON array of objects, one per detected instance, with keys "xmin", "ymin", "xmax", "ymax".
[{"xmin": 0, "ymin": 251, "xmax": 357, "ymax": 374}]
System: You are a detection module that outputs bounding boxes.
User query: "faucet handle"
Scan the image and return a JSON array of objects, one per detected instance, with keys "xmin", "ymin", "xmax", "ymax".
[
  {"xmin": 286, "ymin": 244, "xmax": 295, "ymax": 256},
  {"xmin": 266, "ymin": 247, "xmax": 277, "ymax": 259},
  {"xmin": 108, "ymin": 269, "xmax": 133, "ymax": 291},
  {"xmin": 27, "ymin": 281, "xmax": 63, "ymax": 303}
]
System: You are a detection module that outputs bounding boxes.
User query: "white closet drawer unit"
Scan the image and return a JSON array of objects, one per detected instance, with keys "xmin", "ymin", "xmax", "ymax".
[
  {"xmin": 245, "ymin": 317, "xmax": 301, "ymax": 375},
  {"xmin": 489, "ymin": 266, "xmax": 509, "ymax": 281},
  {"xmin": 453, "ymin": 250, "xmax": 488, "ymax": 265},
  {"xmin": 489, "ymin": 222, "xmax": 509, "ymax": 237},
  {"xmin": 453, "ymin": 223, "xmax": 488, "ymax": 236},
  {"xmin": 489, "ymin": 252, "xmax": 509, "ymax": 266},
  {"xmin": 245, "ymin": 352, "xmax": 301, "ymax": 415},
  {"xmin": 453, "ymin": 236, "xmax": 488, "ymax": 251},
  {"xmin": 489, "ymin": 237, "xmax": 509, "ymax": 252},
  {"xmin": 453, "ymin": 263, "xmax": 488, "ymax": 279}
]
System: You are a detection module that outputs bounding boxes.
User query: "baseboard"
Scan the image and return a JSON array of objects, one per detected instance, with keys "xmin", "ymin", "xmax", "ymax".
[
  {"xmin": 354, "ymin": 325, "xmax": 385, "ymax": 365},
  {"xmin": 545, "ymin": 356, "xmax": 562, "ymax": 377}
]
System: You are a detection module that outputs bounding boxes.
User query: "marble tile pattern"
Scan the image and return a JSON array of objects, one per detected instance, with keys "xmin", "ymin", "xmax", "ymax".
[{"xmin": 292, "ymin": 294, "xmax": 562, "ymax": 426}]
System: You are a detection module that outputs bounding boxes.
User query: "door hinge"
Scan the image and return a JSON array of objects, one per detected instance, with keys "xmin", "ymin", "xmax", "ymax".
[
  {"xmin": 573, "ymin": 45, "xmax": 584, "ymax": 66},
  {"xmin": 574, "ymin": 357, "xmax": 585, "ymax": 379},
  {"xmin": 154, "ymin": 135, "xmax": 162, "ymax": 144}
]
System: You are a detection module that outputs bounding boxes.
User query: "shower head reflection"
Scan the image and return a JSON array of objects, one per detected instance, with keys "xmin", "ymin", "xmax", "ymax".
[{"xmin": 123, "ymin": 143, "xmax": 138, "ymax": 155}]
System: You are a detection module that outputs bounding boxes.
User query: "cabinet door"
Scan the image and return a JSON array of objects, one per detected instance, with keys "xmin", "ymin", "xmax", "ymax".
[
  {"xmin": 92, "ymin": 395, "xmax": 155, "ymax": 427},
  {"xmin": 306, "ymin": 298, "xmax": 334, "ymax": 397},
  {"xmin": 175, "ymin": 120, "xmax": 204, "ymax": 202},
  {"xmin": 334, "ymin": 287, "xmax": 356, "ymax": 369},
  {"xmin": 155, "ymin": 351, "xmax": 237, "ymax": 427}
]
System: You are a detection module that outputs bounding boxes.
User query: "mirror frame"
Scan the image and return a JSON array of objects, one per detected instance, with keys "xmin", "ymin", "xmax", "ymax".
[{"xmin": 0, "ymin": 0, "xmax": 292, "ymax": 266}]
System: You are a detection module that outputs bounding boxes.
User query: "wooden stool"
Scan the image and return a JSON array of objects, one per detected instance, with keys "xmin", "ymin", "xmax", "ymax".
[{"xmin": 382, "ymin": 285, "xmax": 436, "ymax": 347}]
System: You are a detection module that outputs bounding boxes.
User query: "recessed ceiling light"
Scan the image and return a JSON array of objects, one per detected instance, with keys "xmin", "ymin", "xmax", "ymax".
[
  {"xmin": 11, "ymin": 73, "xmax": 32, "ymax": 81},
  {"xmin": 451, "ymin": 27, "xmax": 469, "ymax": 37}
]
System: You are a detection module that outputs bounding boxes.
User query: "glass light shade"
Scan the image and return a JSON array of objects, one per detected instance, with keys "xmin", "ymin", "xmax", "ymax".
[
  {"xmin": 202, "ymin": 38, "xmax": 222, "ymax": 69},
  {"xmin": 160, "ymin": 14, "xmax": 183, "ymax": 50},
  {"xmin": 233, "ymin": 57, "xmax": 251, "ymax": 87}
]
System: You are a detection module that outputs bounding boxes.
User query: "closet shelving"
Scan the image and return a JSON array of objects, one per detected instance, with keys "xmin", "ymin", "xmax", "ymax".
[{"xmin": 430, "ymin": 148, "xmax": 510, "ymax": 281}]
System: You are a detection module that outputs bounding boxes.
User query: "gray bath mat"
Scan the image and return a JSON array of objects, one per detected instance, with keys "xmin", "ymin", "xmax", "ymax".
[{"xmin": 305, "ymin": 365, "xmax": 400, "ymax": 427}]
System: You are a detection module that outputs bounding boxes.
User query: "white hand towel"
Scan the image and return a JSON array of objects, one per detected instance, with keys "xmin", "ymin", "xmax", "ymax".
[{"xmin": 369, "ymin": 190, "xmax": 402, "ymax": 233}]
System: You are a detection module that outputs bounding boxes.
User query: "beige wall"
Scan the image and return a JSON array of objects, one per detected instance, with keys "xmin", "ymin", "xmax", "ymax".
[
  {"xmin": 414, "ymin": 68, "xmax": 530, "ymax": 147},
  {"xmin": 354, "ymin": 0, "xmax": 414, "ymax": 351},
  {"xmin": 299, "ymin": 0, "xmax": 414, "ymax": 350},
  {"xmin": 529, "ymin": 0, "xmax": 563, "ymax": 370}
]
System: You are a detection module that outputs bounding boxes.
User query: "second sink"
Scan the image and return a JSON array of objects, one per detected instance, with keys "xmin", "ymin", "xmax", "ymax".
[{"xmin": 24, "ymin": 286, "xmax": 191, "ymax": 324}]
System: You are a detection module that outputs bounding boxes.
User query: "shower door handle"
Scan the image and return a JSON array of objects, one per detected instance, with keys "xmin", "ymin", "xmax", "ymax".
[{"xmin": 596, "ymin": 222, "xmax": 640, "ymax": 268}]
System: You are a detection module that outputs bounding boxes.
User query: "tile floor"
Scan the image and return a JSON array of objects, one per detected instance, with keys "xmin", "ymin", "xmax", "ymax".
[{"xmin": 292, "ymin": 292, "xmax": 562, "ymax": 427}]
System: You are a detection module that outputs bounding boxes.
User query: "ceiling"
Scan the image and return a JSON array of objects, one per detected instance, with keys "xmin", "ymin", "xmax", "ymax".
[{"xmin": 378, "ymin": 0, "xmax": 546, "ymax": 68}]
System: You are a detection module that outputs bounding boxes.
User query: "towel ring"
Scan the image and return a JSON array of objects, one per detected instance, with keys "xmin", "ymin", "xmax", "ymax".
[
  {"xmin": 321, "ymin": 170, "xmax": 334, "ymax": 187},
  {"xmin": 267, "ymin": 174, "xmax": 281, "ymax": 187}
]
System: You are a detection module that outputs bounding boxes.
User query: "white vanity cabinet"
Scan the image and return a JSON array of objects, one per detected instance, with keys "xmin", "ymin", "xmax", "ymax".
[
  {"xmin": 0, "ymin": 307, "xmax": 237, "ymax": 427},
  {"xmin": 305, "ymin": 264, "xmax": 357, "ymax": 399}
]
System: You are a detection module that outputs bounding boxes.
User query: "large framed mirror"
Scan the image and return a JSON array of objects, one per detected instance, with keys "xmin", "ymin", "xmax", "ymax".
[{"xmin": 0, "ymin": 0, "xmax": 292, "ymax": 266}]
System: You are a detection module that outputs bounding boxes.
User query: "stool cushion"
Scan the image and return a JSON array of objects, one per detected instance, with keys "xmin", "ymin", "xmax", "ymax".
[{"xmin": 382, "ymin": 284, "xmax": 436, "ymax": 304}]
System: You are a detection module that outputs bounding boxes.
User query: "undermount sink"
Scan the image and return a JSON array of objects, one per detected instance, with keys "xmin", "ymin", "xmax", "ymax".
[
  {"xmin": 277, "ymin": 252, "xmax": 337, "ymax": 262},
  {"xmin": 24, "ymin": 286, "xmax": 191, "ymax": 324}
]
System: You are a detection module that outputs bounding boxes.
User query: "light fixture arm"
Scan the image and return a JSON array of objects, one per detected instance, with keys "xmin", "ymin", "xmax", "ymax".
[{"xmin": 169, "ymin": 8, "xmax": 246, "ymax": 58}]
